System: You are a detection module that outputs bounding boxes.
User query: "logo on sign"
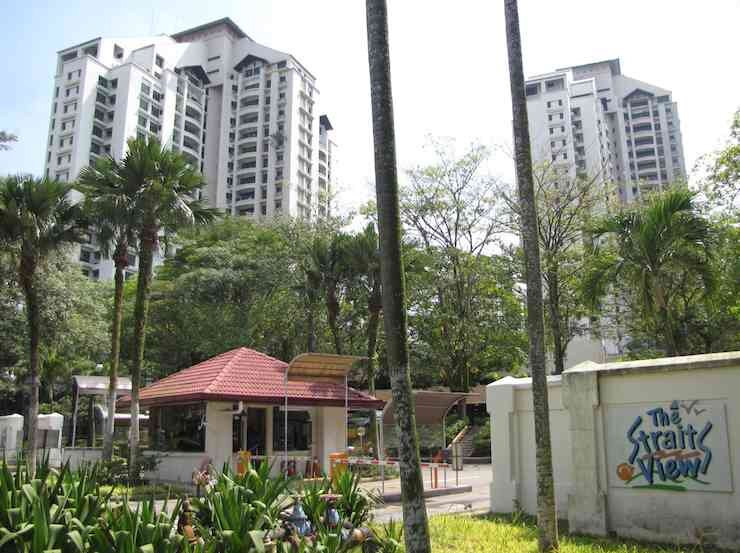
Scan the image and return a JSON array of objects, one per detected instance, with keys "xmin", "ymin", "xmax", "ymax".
[{"xmin": 617, "ymin": 400, "xmax": 714, "ymax": 491}]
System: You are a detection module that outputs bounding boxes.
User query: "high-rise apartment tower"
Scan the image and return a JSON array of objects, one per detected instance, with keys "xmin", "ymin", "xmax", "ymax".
[
  {"xmin": 525, "ymin": 58, "xmax": 686, "ymax": 203},
  {"xmin": 44, "ymin": 18, "xmax": 335, "ymax": 279}
]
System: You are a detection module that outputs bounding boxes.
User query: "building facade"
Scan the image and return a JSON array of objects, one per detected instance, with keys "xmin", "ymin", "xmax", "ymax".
[
  {"xmin": 525, "ymin": 59, "xmax": 688, "ymax": 365},
  {"xmin": 525, "ymin": 58, "xmax": 686, "ymax": 203},
  {"xmin": 44, "ymin": 18, "xmax": 335, "ymax": 279}
]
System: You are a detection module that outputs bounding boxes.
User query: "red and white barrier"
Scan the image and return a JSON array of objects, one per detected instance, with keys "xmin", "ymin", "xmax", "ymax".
[{"xmin": 339, "ymin": 456, "xmax": 451, "ymax": 469}]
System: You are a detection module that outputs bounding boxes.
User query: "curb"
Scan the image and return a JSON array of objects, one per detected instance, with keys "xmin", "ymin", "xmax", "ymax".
[{"xmin": 382, "ymin": 484, "xmax": 473, "ymax": 503}]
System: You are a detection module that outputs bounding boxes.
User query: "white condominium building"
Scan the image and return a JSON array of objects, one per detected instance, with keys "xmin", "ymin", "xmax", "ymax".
[
  {"xmin": 525, "ymin": 58, "xmax": 686, "ymax": 203},
  {"xmin": 44, "ymin": 18, "xmax": 335, "ymax": 279}
]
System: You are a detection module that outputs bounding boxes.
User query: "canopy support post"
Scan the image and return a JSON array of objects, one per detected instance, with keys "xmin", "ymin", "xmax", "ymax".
[
  {"xmin": 284, "ymin": 366, "xmax": 288, "ymax": 475},
  {"xmin": 71, "ymin": 384, "xmax": 79, "ymax": 447},
  {"xmin": 345, "ymin": 374, "xmax": 348, "ymax": 452}
]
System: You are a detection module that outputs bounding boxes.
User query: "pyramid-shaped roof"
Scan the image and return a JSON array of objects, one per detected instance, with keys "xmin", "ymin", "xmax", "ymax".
[{"xmin": 125, "ymin": 347, "xmax": 383, "ymax": 409}]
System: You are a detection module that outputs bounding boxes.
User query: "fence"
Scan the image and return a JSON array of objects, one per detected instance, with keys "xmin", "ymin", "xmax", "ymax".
[{"xmin": 487, "ymin": 352, "xmax": 740, "ymax": 550}]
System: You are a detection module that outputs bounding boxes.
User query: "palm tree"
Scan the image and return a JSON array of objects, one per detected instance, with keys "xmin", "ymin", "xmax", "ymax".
[
  {"xmin": 504, "ymin": 0, "xmax": 559, "ymax": 550},
  {"xmin": 0, "ymin": 176, "xmax": 82, "ymax": 475},
  {"xmin": 365, "ymin": 1, "xmax": 431, "ymax": 551},
  {"xmin": 119, "ymin": 138, "xmax": 218, "ymax": 479},
  {"xmin": 307, "ymin": 233, "xmax": 349, "ymax": 355},
  {"xmin": 347, "ymin": 223, "xmax": 382, "ymax": 395},
  {"xmin": 588, "ymin": 188, "xmax": 713, "ymax": 355},
  {"xmin": 346, "ymin": 223, "xmax": 383, "ymax": 452},
  {"xmin": 78, "ymin": 156, "xmax": 140, "ymax": 462}
]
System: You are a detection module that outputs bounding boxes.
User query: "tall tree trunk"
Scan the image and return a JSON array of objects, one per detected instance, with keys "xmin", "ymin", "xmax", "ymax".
[
  {"xmin": 365, "ymin": 2, "xmax": 431, "ymax": 551},
  {"xmin": 306, "ymin": 304, "xmax": 316, "ymax": 353},
  {"xmin": 366, "ymin": 296, "xmax": 381, "ymax": 455},
  {"xmin": 327, "ymin": 287, "xmax": 342, "ymax": 354},
  {"xmin": 504, "ymin": 1, "xmax": 559, "ymax": 550},
  {"xmin": 129, "ymin": 228, "xmax": 155, "ymax": 481},
  {"xmin": 103, "ymin": 244, "xmax": 127, "ymax": 462},
  {"xmin": 20, "ymin": 255, "xmax": 40, "ymax": 477},
  {"xmin": 546, "ymin": 269, "xmax": 565, "ymax": 375}
]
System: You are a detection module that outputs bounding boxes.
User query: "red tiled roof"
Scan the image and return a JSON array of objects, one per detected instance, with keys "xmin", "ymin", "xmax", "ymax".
[{"xmin": 121, "ymin": 347, "xmax": 384, "ymax": 409}]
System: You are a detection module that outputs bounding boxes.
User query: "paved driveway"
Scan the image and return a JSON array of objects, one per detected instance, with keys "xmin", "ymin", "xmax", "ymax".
[{"xmin": 365, "ymin": 464, "xmax": 492, "ymax": 522}]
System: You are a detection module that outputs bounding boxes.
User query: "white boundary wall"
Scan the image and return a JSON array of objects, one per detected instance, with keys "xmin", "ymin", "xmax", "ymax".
[{"xmin": 487, "ymin": 351, "xmax": 740, "ymax": 550}]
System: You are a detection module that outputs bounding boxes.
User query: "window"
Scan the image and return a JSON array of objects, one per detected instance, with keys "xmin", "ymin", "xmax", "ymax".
[
  {"xmin": 547, "ymin": 101, "xmax": 551, "ymax": 108},
  {"xmin": 559, "ymin": 113, "xmax": 564, "ymax": 120},
  {"xmin": 141, "ymin": 82, "xmax": 151, "ymax": 96},
  {"xmin": 54, "ymin": 87, "xmax": 59, "ymax": 98},
  {"xmin": 140, "ymin": 99, "xmax": 149, "ymax": 111},
  {"xmin": 114, "ymin": 44, "xmax": 124, "ymax": 59},
  {"xmin": 548, "ymin": 114, "xmax": 553, "ymax": 121},
  {"xmin": 525, "ymin": 83, "xmax": 539, "ymax": 96},
  {"xmin": 111, "ymin": 78, "xmax": 118, "ymax": 89},
  {"xmin": 279, "ymin": 75, "xmax": 286, "ymax": 83},
  {"xmin": 273, "ymin": 407, "xmax": 311, "ymax": 451},
  {"xmin": 265, "ymin": 79, "xmax": 271, "ymax": 89},
  {"xmin": 549, "ymin": 128, "xmax": 554, "ymax": 135},
  {"xmin": 155, "ymin": 55, "xmax": 164, "ymax": 68},
  {"xmin": 151, "ymin": 403, "xmax": 206, "ymax": 452},
  {"xmin": 207, "ymin": 55, "xmax": 221, "ymax": 62},
  {"xmin": 67, "ymin": 72, "xmax": 72, "ymax": 80}
]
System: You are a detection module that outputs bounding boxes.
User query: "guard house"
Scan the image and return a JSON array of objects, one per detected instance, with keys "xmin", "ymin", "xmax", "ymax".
[{"xmin": 120, "ymin": 347, "xmax": 384, "ymax": 483}]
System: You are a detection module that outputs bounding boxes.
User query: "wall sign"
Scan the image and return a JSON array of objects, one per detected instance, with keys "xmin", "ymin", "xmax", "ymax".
[{"xmin": 606, "ymin": 399, "xmax": 732, "ymax": 492}]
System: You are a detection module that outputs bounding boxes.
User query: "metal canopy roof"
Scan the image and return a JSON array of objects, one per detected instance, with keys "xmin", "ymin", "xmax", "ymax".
[
  {"xmin": 287, "ymin": 353, "xmax": 365, "ymax": 382},
  {"xmin": 377, "ymin": 390, "xmax": 479, "ymax": 426},
  {"xmin": 72, "ymin": 376, "xmax": 132, "ymax": 396}
]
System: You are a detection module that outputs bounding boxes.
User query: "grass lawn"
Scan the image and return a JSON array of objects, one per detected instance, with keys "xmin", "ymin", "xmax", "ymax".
[{"xmin": 428, "ymin": 514, "xmax": 704, "ymax": 553}]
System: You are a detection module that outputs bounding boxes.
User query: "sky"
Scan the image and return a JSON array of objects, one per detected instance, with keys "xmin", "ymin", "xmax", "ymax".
[{"xmin": 1, "ymin": 0, "xmax": 739, "ymax": 215}]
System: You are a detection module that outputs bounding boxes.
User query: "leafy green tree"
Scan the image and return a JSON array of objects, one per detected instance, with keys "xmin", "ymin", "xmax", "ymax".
[
  {"xmin": 366, "ymin": 0, "xmax": 431, "ymax": 550},
  {"xmin": 79, "ymin": 157, "xmax": 140, "ymax": 461},
  {"xmin": 117, "ymin": 138, "xmax": 217, "ymax": 478},
  {"xmin": 0, "ymin": 176, "xmax": 82, "ymax": 474},
  {"xmin": 137, "ymin": 218, "xmax": 318, "ymax": 374},
  {"xmin": 304, "ymin": 232, "xmax": 350, "ymax": 354},
  {"xmin": 406, "ymin": 247, "xmax": 527, "ymax": 388},
  {"xmin": 0, "ymin": 131, "xmax": 18, "ymax": 151},
  {"xmin": 699, "ymin": 108, "xmax": 739, "ymax": 221},
  {"xmin": 501, "ymin": 165, "xmax": 603, "ymax": 374},
  {"xmin": 0, "ymin": 258, "xmax": 111, "ymax": 417},
  {"xmin": 586, "ymin": 188, "xmax": 714, "ymax": 356},
  {"xmin": 401, "ymin": 140, "xmax": 503, "ymax": 391},
  {"xmin": 505, "ymin": 0, "xmax": 559, "ymax": 548}
]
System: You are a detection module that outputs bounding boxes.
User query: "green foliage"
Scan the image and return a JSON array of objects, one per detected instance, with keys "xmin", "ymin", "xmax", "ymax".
[
  {"xmin": 444, "ymin": 418, "xmax": 467, "ymax": 445},
  {"xmin": 699, "ymin": 107, "xmax": 740, "ymax": 221},
  {"xmin": 472, "ymin": 420, "xmax": 491, "ymax": 457},
  {"xmin": 330, "ymin": 470, "xmax": 378, "ymax": 528},
  {"xmin": 587, "ymin": 188, "xmax": 717, "ymax": 356},
  {"xmin": 370, "ymin": 519, "xmax": 404, "ymax": 553},
  {"xmin": 194, "ymin": 461, "xmax": 291, "ymax": 548}
]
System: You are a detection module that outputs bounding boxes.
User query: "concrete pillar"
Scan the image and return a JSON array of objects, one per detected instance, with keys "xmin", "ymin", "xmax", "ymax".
[
  {"xmin": 38, "ymin": 413, "xmax": 64, "ymax": 467},
  {"xmin": 562, "ymin": 366, "xmax": 607, "ymax": 536},
  {"xmin": 0, "ymin": 414, "xmax": 24, "ymax": 454},
  {"xmin": 486, "ymin": 377, "xmax": 519, "ymax": 513},
  {"xmin": 205, "ymin": 402, "xmax": 234, "ymax": 470}
]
